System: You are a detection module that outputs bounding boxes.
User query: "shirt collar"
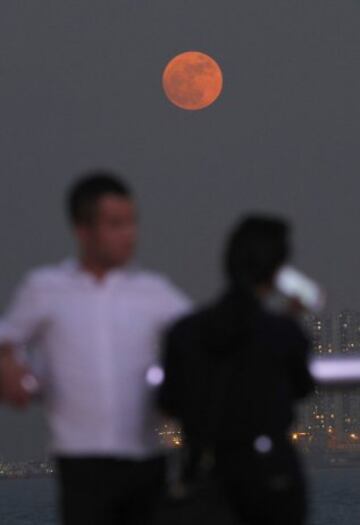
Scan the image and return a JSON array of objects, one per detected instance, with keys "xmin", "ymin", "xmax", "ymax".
[{"xmin": 61, "ymin": 257, "xmax": 140, "ymax": 281}]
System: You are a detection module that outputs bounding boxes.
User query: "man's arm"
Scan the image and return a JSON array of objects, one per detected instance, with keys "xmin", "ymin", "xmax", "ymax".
[
  {"xmin": 0, "ymin": 273, "xmax": 47, "ymax": 408},
  {"xmin": 0, "ymin": 342, "xmax": 32, "ymax": 407}
]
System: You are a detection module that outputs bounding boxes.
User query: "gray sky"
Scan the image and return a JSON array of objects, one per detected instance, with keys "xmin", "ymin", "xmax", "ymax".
[{"xmin": 1, "ymin": 0, "xmax": 360, "ymax": 459}]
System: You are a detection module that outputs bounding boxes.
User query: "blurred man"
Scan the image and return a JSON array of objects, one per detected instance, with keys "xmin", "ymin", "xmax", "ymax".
[
  {"xmin": 0, "ymin": 171, "xmax": 192, "ymax": 524},
  {"xmin": 159, "ymin": 216, "xmax": 313, "ymax": 525}
]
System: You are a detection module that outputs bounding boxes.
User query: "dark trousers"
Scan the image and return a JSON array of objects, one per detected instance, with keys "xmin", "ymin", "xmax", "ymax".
[
  {"xmin": 216, "ymin": 442, "xmax": 307, "ymax": 525},
  {"xmin": 56, "ymin": 456, "xmax": 165, "ymax": 525}
]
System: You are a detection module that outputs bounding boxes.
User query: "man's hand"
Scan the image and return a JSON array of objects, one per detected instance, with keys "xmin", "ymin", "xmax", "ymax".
[{"xmin": 0, "ymin": 347, "xmax": 32, "ymax": 409}]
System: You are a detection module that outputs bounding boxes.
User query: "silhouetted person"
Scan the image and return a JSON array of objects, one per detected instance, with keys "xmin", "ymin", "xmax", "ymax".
[
  {"xmin": 0, "ymin": 171, "xmax": 192, "ymax": 524},
  {"xmin": 159, "ymin": 216, "xmax": 313, "ymax": 525}
]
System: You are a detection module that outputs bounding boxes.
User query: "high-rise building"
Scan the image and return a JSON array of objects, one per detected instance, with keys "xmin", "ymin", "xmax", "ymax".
[
  {"xmin": 304, "ymin": 315, "xmax": 334, "ymax": 356},
  {"xmin": 296, "ymin": 311, "xmax": 360, "ymax": 445},
  {"xmin": 338, "ymin": 310, "xmax": 360, "ymax": 354},
  {"xmin": 299, "ymin": 315, "xmax": 336, "ymax": 437},
  {"xmin": 337, "ymin": 310, "xmax": 360, "ymax": 437}
]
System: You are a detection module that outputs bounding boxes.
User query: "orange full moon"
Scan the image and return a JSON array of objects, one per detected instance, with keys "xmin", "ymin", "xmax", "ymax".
[{"xmin": 162, "ymin": 51, "xmax": 223, "ymax": 111}]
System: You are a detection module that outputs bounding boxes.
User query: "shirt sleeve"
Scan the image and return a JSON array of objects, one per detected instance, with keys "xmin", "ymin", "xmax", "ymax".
[
  {"xmin": 158, "ymin": 278, "xmax": 194, "ymax": 330},
  {"xmin": 0, "ymin": 273, "xmax": 48, "ymax": 348}
]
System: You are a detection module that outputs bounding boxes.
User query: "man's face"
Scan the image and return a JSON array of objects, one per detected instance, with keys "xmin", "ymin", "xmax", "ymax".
[{"xmin": 76, "ymin": 194, "xmax": 138, "ymax": 267}]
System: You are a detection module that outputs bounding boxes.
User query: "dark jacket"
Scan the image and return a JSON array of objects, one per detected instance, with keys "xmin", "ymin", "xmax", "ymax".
[{"xmin": 158, "ymin": 288, "xmax": 314, "ymax": 452}]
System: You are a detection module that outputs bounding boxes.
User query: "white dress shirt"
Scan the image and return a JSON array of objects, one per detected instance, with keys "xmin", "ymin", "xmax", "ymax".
[{"xmin": 0, "ymin": 259, "xmax": 192, "ymax": 458}]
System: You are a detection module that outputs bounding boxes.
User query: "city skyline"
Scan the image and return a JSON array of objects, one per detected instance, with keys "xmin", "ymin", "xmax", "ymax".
[{"xmin": 296, "ymin": 310, "xmax": 360, "ymax": 455}]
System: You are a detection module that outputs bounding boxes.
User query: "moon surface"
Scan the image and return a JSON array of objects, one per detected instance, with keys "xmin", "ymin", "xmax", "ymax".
[{"xmin": 162, "ymin": 51, "xmax": 223, "ymax": 111}]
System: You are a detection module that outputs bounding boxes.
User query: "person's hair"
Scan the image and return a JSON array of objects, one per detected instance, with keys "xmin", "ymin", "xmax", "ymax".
[
  {"xmin": 224, "ymin": 215, "xmax": 290, "ymax": 288},
  {"xmin": 66, "ymin": 170, "xmax": 132, "ymax": 225}
]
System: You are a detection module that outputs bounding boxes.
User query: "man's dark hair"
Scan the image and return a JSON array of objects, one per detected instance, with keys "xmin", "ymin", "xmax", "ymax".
[
  {"xmin": 224, "ymin": 215, "xmax": 290, "ymax": 288},
  {"xmin": 66, "ymin": 170, "xmax": 132, "ymax": 225}
]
